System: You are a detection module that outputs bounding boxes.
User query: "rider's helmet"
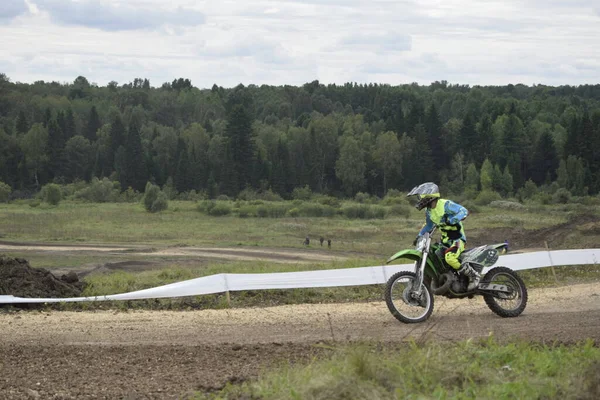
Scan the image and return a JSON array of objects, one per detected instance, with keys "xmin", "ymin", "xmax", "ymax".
[{"xmin": 407, "ymin": 182, "xmax": 440, "ymax": 210}]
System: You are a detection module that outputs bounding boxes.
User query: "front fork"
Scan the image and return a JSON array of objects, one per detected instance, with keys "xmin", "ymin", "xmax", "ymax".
[{"xmin": 412, "ymin": 237, "xmax": 431, "ymax": 296}]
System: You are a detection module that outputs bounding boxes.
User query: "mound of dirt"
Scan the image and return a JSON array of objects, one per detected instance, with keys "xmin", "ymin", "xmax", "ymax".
[{"xmin": 0, "ymin": 255, "xmax": 85, "ymax": 298}]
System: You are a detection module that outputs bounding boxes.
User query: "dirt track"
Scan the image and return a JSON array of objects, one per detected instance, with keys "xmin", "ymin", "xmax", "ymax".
[
  {"xmin": 1, "ymin": 283, "xmax": 599, "ymax": 399},
  {"xmin": 0, "ymin": 242, "xmax": 352, "ymax": 273}
]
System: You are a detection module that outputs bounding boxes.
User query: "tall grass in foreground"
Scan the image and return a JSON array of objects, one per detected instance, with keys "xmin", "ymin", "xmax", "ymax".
[{"xmin": 192, "ymin": 337, "xmax": 600, "ymax": 400}]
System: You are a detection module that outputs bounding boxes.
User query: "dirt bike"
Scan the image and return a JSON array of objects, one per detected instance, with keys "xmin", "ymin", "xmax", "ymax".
[{"xmin": 384, "ymin": 227, "xmax": 528, "ymax": 323}]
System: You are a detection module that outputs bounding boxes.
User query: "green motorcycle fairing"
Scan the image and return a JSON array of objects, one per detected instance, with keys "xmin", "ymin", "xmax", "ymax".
[{"xmin": 385, "ymin": 249, "xmax": 442, "ymax": 279}]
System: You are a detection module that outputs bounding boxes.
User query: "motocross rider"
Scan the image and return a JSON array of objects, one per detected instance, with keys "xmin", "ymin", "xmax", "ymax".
[{"xmin": 408, "ymin": 182, "xmax": 480, "ymax": 290}]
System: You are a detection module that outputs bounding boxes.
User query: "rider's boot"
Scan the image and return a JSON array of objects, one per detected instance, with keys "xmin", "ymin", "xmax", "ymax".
[{"xmin": 459, "ymin": 263, "xmax": 481, "ymax": 291}]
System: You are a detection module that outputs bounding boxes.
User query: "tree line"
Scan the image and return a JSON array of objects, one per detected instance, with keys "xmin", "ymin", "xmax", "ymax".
[{"xmin": 1, "ymin": 73, "xmax": 599, "ymax": 200}]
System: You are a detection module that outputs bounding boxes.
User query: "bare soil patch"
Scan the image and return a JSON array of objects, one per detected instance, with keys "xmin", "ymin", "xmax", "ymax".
[
  {"xmin": 469, "ymin": 215, "xmax": 598, "ymax": 250},
  {"xmin": 0, "ymin": 255, "xmax": 85, "ymax": 299},
  {"xmin": 0, "ymin": 343, "xmax": 321, "ymax": 400}
]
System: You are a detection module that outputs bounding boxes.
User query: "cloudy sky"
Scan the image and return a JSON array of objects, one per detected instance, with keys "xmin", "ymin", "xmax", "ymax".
[{"xmin": 1, "ymin": 0, "xmax": 599, "ymax": 88}]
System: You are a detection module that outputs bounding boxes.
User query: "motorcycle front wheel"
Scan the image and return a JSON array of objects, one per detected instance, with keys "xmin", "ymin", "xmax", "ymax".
[{"xmin": 384, "ymin": 271, "xmax": 434, "ymax": 323}]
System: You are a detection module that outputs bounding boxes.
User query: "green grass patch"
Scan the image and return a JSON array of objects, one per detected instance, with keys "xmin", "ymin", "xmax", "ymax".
[
  {"xmin": 0, "ymin": 200, "xmax": 595, "ymax": 256},
  {"xmin": 192, "ymin": 337, "xmax": 600, "ymax": 400}
]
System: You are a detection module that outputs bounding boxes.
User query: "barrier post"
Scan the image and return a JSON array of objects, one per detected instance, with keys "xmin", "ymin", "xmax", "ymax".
[
  {"xmin": 545, "ymin": 241, "xmax": 559, "ymax": 285},
  {"xmin": 223, "ymin": 274, "xmax": 231, "ymax": 307}
]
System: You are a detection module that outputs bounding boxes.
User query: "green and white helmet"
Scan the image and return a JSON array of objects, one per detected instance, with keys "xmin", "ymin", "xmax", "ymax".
[{"xmin": 407, "ymin": 182, "xmax": 440, "ymax": 210}]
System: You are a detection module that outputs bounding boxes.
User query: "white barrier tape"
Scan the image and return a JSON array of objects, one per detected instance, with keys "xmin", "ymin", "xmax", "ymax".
[{"xmin": 1, "ymin": 249, "xmax": 599, "ymax": 304}]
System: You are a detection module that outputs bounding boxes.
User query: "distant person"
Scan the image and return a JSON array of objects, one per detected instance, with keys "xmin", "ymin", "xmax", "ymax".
[
  {"xmin": 327, "ymin": 239, "xmax": 331, "ymax": 249},
  {"xmin": 303, "ymin": 236, "xmax": 310, "ymax": 246},
  {"xmin": 319, "ymin": 237, "xmax": 324, "ymax": 246}
]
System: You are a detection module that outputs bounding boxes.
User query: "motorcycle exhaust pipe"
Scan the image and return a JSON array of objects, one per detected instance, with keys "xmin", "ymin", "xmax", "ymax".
[{"xmin": 431, "ymin": 272, "xmax": 454, "ymax": 295}]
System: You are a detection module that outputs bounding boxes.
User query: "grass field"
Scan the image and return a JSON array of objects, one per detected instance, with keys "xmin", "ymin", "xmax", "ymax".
[
  {"xmin": 0, "ymin": 199, "xmax": 596, "ymax": 250},
  {"xmin": 192, "ymin": 337, "xmax": 600, "ymax": 400}
]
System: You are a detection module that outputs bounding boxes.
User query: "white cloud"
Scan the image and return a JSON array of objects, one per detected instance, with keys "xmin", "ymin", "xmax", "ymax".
[
  {"xmin": 339, "ymin": 32, "xmax": 412, "ymax": 53},
  {"xmin": 33, "ymin": 0, "xmax": 205, "ymax": 31},
  {"xmin": 0, "ymin": 0, "xmax": 598, "ymax": 87},
  {"xmin": 0, "ymin": 0, "xmax": 28, "ymax": 21}
]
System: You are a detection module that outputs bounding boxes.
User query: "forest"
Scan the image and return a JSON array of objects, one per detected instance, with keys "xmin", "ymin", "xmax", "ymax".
[{"xmin": 1, "ymin": 73, "xmax": 599, "ymax": 201}]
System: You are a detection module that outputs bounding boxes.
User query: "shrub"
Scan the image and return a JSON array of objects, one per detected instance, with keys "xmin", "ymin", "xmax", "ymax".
[
  {"xmin": 29, "ymin": 199, "xmax": 41, "ymax": 208},
  {"xmin": 489, "ymin": 200, "xmax": 525, "ymax": 210},
  {"xmin": 60, "ymin": 180, "xmax": 88, "ymax": 198},
  {"xmin": 461, "ymin": 200, "xmax": 479, "ymax": 214},
  {"xmin": 177, "ymin": 190, "xmax": 198, "ymax": 201},
  {"xmin": 386, "ymin": 189, "xmax": 402, "ymax": 197},
  {"xmin": 287, "ymin": 207, "xmax": 300, "ymax": 217},
  {"xmin": 532, "ymin": 192, "xmax": 552, "ymax": 205},
  {"xmin": 237, "ymin": 205, "xmax": 256, "ymax": 218},
  {"xmin": 189, "ymin": 190, "xmax": 208, "ymax": 201},
  {"xmin": 161, "ymin": 177, "xmax": 177, "ymax": 200},
  {"xmin": 474, "ymin": 190, "xmax": 501, "ymax": 206},
  {"xmin": 150, "ymin": 191, "xmax": 169, "ymax": 213},
  {"xmin": 366, "ymin": 205, "xmax": 387, "ymax": 219},
  {"xmin": 208, "ymin": 202, "xmax": 231, "ymax": 216},
  {"xmin": 258, "ymin": 189, "xmax": 284, "ymax": 202},
  {"xmin": 197, "ymin": 200, "xmax": 216, "ymax": 213},
  {"xmin": 342, "ymin": 205, "xmax": 387, "ymax": 219},
  {"xmin": 237, "ymin": 188, "xmax": 258, "ymax": 201},
  {"xmin": 291, "ymin": 185, "xmax": 312, "ymax": 201},
  {"xmin": 388, "ymin": 204, "xmax": 411, "ymax": 219},
  {"xmin": 42, "ymin": 183, "xmax": 62, "ymax": 205},
  {"xmin": 299, "ymin": 203, "xmax": 324, "ymax": 217},
  {"xmin": 321, "ymin": 205, "xmax": 336, "ymax": 217},
  {"xmin": 316, "ymin": 195, "xmax": 341, "ymax": 208},
  {"xmin": 217, "ymin": 194, "xmax": 231, "ymax": 201},
  {"xmin": 381, "ymin": 191, "xmax": 408, "ymax": 206},
  {"xmin": 121, "ymin": 187, "xmax": 142, "ymax": 202},
  {"xmin": 270, "ymin": 204, "xmax": 291, "ymax": 217},
  {"xmin": 75, "ymin": 177, "xmax": 121, "ymax": 203},
  {"xmin": 518, "ymin": 179, "xmax": 538, "ymax": 201},
  {"xmin": 552, "ymin": 188, "xmax": 572, "ymax": 204},
  {"xmin": 256, "ymin": 205, "xmax": 269, "ymax": 218},
  {"xmin": 143, "ymin": 182, "xmax": 169, "ymax": 213},
  {"xmin": 545, "ymin": 181, "xmax": 560, "ymax": 195},
  {"xmin": 143, "ymin": 182, "xmax": 160, "ymax": 211},
  {"xmin": 354, "ymin": 192, "xmax": 370, "ymax": 204},
  {"xmin": 254, "ymin": 204, "xmax": 291, "ymax": 218},
  {"xmin": 343, "ymin": 204, "xmax": 369, "ymax": 219},
  {"xmin": 579, "ymin": 196, "xmax": 600, "ymax": 206},
  {"xmin": 0, "ymin": 181, "xmax": 11, "ymax": 203},
  {"xmin": 462, "ymin": 188, "xmax": 479, "ymax": 200}
]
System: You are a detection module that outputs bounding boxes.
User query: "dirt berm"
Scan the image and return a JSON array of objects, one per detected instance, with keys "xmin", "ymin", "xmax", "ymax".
[{"xmin": 0, "ymin": 255, "xmax": 85, "ymax": 299}]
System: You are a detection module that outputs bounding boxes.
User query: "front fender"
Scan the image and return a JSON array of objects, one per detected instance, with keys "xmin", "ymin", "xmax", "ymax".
[{"xmin": 386, "ymin": 249, "xmax": 440, "ymax": 277}]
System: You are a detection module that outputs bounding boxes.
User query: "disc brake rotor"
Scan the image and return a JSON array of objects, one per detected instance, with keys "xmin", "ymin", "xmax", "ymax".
[{"xmin": 402, "ymin": 286, "xmax": 426, "ymax": 307}]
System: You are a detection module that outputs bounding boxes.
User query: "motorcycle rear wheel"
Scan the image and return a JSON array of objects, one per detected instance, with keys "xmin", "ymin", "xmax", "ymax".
[
  {"xmin": 481, "ymin": 266, "xmax": 528, "ymax": 318},
  {"xmin": 385, "ymin": 271, "xmax": 434, "ymax": 323}
]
